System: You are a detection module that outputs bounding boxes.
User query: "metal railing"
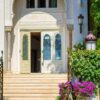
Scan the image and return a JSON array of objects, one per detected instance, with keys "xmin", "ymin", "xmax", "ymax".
[{"xmin": 0, "ymin": 51, "xmax": 3, "ymax": 100}]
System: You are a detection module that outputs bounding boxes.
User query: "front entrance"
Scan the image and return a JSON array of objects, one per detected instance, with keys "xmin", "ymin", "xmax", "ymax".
[
  {"xmin": 31, "ymin": 32, "xmax": 41, "ymax": 73},
  {"xmin": 20, "ymin": 31, "xmax": 63, "ymax": 74}
]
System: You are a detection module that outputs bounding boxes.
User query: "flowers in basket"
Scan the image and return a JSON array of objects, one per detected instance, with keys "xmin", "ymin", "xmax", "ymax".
[
  {"xmin": 72, "ymin": 81, "xmax": 95, "ymax": 97},
  {"xmin": 58, "ymin": 81, "xmax": 95, "ymax": 100}
]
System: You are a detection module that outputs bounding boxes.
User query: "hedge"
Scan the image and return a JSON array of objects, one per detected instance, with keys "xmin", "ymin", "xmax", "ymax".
[{"xmin": 70, "ymin": 50, "xmax": 100, "ymax": 86}]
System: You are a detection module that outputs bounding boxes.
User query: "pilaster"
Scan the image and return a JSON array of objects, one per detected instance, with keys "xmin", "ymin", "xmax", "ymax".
[{"xmin": 5, "ymin": 26, "xmax": 12, "ymax": 73}]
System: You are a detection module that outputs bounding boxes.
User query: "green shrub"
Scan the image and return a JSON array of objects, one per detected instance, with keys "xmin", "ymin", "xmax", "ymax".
[
  {"xmin": 56, "ymin": 96, "xmax": 61, "ymax": 100},
  {"xmin": 96, "ymin": 38, "xmax": 100, "ymax": 50},
  {"xmin": 91, "ymin": 0, "xmax": 100, "ymax": 35},
  {"xmin": 73, "ymin": 43, "xmax": 86, "ymax": 50},
  {"xmin": 70, "ymin": 50, "xmax": 100, "ymax": 87}
]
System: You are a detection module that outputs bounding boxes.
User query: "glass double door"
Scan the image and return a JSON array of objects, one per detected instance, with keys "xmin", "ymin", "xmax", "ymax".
[{"xmin": 20, "ymin": 31, "xmax": 62, "ymax": 73}]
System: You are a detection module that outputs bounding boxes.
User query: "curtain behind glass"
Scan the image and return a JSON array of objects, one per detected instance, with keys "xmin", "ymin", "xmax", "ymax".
[{"xmin": 49, "ymin": 0, "xmax": 57, "ymax": 8}]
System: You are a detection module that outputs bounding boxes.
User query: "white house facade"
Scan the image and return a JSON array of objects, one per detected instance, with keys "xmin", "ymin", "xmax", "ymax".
[{"xmin": 0, "ymin": 0, "xmax": 88, "ymax": 74}]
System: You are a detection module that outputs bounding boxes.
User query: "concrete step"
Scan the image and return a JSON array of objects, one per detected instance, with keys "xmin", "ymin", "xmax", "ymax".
[
  {"xmin": 3, "ymin": 73, "xmax": 67, "ymax": 100},
  {"xmin": 4, "ymin": 93, "xmax": 58, "ymax": 97},
  {"xmin": 4, "ymin": 83, "xmax": 58, "ymax": 87},
  {"xmin": 4, "ymin": 86, "xmax": 58, "ymax": 90},
  {"xmin": 4, "ymin": 89, "xmax": 58, "ymax": 94},
  {"xmin": 4, "ymin": 97, "xmax": 56, "ymax": 100},
  {"xmin": 4, "ymin": 73, "xmax": 67, "ymax": 77},
  {"xmin": 4, "ymin": 79, "xmax": 66, "ymax": 84}
]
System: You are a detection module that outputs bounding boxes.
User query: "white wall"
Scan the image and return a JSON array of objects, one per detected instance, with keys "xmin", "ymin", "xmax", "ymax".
[
  {"xmin": 5, "ymin": 0, "xmax": 88, "ymax": 73},
  {"xmin": 73, "ymin": 0, "xmax": 88, "ymax": 45},
  {"xmin": 11, "ymin": 0, "xmax": 68, "ymax": 73},
  {"xmin": 0, "ymin": 0, "xmax": 4, "ymax": 56},
  {"xmin": 65, "ymin": 0, "xmax": 88, "ymax": 45}
]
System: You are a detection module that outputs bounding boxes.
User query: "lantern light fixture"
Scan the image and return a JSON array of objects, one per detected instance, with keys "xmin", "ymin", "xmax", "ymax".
[
  {"xmin": 78, "ymin": 14, "xmax": 84, "ymax": 33},
  {"xmin": 85, "ymin": 32, "xmax": 96, "ymax": 50}
]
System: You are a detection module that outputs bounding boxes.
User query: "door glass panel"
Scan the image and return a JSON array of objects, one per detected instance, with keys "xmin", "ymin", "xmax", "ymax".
[
  {"xmin": 43, "ymin": 34, "xmax": 51, "ymax": 60},
  {"xmin": 55, "ymin": 34, "xmax": 61, "ymax": 60},
  {"xmin": 23, "ymin": 34, "xmax": 28, "ymax": 60}
]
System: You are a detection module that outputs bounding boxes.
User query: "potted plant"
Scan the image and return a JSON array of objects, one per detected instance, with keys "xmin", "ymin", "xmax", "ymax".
[
  {"xmin": 58, "ymin": 81, "xmax": 95, "ymax": 100},
  {"xmin": 72, "ymin": 81, "xmax": 95, "ymax": 100}
]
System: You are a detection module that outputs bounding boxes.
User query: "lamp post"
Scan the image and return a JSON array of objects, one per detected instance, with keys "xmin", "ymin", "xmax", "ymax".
[
  {"xmin": 85, "ymin": 32, "xmax": 96, "ymax": 50},
  {"xmin": 78, "ymin": 14, "xmax": 84, "ymax": 33}
]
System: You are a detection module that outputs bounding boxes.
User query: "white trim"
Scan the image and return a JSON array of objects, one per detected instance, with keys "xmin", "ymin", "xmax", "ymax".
[
  {"xmin": 46, "ymin": 0, "xmax": 49, "ymax": 8},
  {"xmin": 35, "ymin": 0, "xmax": 38, "ymax": 8},
  {"xmin": 18, "ymin": 28, "xmax": 20, "ymax": 73}
]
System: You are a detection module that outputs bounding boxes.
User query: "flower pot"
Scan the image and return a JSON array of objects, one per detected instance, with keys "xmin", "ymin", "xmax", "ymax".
[{"xmin": 77, "ymin": 96, "xmax": 89, "ymax": 100}]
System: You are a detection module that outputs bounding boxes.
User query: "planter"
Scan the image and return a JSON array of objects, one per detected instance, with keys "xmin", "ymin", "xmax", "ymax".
[
  {"xmin": 76, "ymin": 96, "xmax": 89, "ymax": 100},
  {"xmin": 89, "ymin": 94, "xmax": 96, "ymax": 100}
]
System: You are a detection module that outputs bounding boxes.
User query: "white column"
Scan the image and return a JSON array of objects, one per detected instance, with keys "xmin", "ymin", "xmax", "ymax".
[{"xmin": 7, "ymin": 31, "xmax": 11, "ymax": 72}]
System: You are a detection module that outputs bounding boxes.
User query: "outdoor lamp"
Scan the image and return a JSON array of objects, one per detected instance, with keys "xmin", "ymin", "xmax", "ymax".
[
  {"xmin": 85, "ymin": 32, "xmax": 96, "ymax": 50},
  {"xmin": 78, "ymin": 14, "xmax": 84, "ymax": 33}
]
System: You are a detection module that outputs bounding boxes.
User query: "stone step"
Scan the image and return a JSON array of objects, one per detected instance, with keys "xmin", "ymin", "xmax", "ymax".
[
  {"xmin": 4, "ymin": 93, "xmax": 58, "ymax": 97},
  {"xmin": 4, "ymin": 86, "xmax": 58, "ymax": 90},
  {"xmin": 4, "ymin": 73, "xmax": 67, "ymax": 100},
  {"xmin": 4, "ymin": 73, "xmax": 67, "ymax": 78},
  {"xmin": 4, "ymin": 97, "xmax": 56, "ymax": 100},
  {"xmin": 4, "ymin": 79, "xmax": 66, "ymax": 84},
  {"xmin": 4, "ymin": 77, "xmax": 67, "ymax": 80},
  {"xmin": 4, "ymin": 78, "xmax": 67, "ymax": 81},
  {"xmin": 4, "ymin": 83, "xmax": 58, "ymax": 87},
  {"xmin": 4, "ymin": 89, "xmax": 58, "ymax": 94}
]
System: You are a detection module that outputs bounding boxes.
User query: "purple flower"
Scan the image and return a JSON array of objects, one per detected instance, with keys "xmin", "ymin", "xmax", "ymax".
[
  {"xmin": 58, "ymin": 81, "xmax": 95, "ymax": 98},
  {"xmin": 58, "ymin": 81, "xmax": 72, "ymax": 99},
  {"xmin": 72, "ymin": 81, "xmax": 95, "ymax": 97}
]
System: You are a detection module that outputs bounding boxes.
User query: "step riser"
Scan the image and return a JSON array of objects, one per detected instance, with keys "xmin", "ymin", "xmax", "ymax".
[
  {"xmin": 4, "ymin": 74, "xmax": 67, "ymax": 100},
  {"xmin": 4, "ymin": 98, "xmax": 55, "ymax": 100},
  {"xmin": 4, "ymin": 79, "xmax": 67, "ymax": 83},
  {"xmin": 4, "ymin": 90, "xmax": 58, "ymax": 94}
]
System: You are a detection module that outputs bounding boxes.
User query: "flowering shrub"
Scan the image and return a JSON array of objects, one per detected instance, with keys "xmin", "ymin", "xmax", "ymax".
[
  {"xmin": 59, "ymin": 81, "xmax": 72, "ymax": 99},
  {"xmin": 58, "ymin": 81, "xmax": 95, "ymax": 99},
  {"xmin": 73, "ymin": 81, "xmax": 95, "ymax": 97}
]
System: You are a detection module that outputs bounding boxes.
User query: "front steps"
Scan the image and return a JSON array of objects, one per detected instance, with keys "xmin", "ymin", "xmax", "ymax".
[{"xmin": 3, "ymin": 73, "xmax": 68, "ymax": 100}]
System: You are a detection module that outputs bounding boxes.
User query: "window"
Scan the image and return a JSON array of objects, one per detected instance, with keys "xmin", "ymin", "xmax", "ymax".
[
  {"xmin": 27, "ymin": 0, "xmax": 35, "ymax": 8},
  {"xmin": 55, "ymin": 34, "xmax": 61, "ymax": 60},
  {"xmin": 49, "ymin": 0, "xmax": 57, "ymax": 8},
  {"xmin": 23, "ymin": 35, "xmax": 28, "ymax": 60},
  {"xmin": 43, "ymin": 34, "xmax": 51, "ymax": 60},
  {"xmin": 38, "ymin": 0, "xmax": 46, "ymax": 8}
]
